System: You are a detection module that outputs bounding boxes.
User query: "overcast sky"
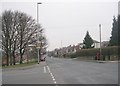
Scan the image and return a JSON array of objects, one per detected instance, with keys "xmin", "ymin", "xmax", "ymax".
[{"xmin": 1, "ymin": 0, "xmax": 118, "ymax": 51}]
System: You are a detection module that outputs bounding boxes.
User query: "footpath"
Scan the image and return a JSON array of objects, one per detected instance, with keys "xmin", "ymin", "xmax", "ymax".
[{"xmin": 71, "ymin": 57, "xmax": 119, "ymax": 63}]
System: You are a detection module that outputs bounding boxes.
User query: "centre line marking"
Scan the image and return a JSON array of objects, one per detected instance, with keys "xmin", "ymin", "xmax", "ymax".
[
  {"xmin": 54, "ymin": 81, "xmax": 57, "ymax": 84},
  {"xmin": 44, "ymin": 66, "xmax": 46, "ymax": 73},
  {"xmin": 53, "ymin": 78, "xmax": 55, "ymax": 81},
  {"xmin": 46, "ymin": 66, "xmax": 57, "ymax": 85}
]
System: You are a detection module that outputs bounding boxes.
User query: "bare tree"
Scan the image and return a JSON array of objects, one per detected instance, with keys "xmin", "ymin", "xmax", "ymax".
[
  {"xmin": 11, "ymin": 11, "xmax": 21, "ymax": 65},
  {"xmin": 16, "ymin": 12, "xmax": 43, "ymax": 64},
  {"xmin": 2, "ymin": 11, "xmax": 21, "ymax": 65},
  {"xmin": 2, "ymin": 10, "xmax": 45, "ymax": 65},
  {"xmin": 2, "ymin": 10, "xmax": 13, "ymax": 66}
]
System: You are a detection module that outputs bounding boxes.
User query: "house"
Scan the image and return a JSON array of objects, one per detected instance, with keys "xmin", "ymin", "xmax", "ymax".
[
  {"xmin": 93, "ymin": 40, "xmax": 109, "ymax": 48},
  {"xmin": 66, "ymin": 45, "xmax": 73, "ymax": 54},
  {"xmin": 50, "ymin": 40, "xmax": 109, "ymax": 58},
  {"xmin": 74, "ymin": 45, "xmax": 80, "ymax": 52},
  {"xmin": 93, "ymin": 40, "xmax": 100, "ymax": 48},
  {"xmin": 77, "ymin": 43, "xmax": 84, "ymax": 49},
  {"xmin": 53, "ymin": 48, "xmax": 59, "ymax": 56},
  {"xmin": 77, "ymin": 40, "xmax": 100, "ymax": 49},
  {"xmin": 101, "ymin": 41, "xmax": 109, "ymax": 47}
]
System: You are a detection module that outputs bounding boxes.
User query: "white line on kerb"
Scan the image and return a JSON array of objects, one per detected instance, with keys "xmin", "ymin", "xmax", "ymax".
[
  {"xmin": 47, "ymin": 66, "xmax": 57, "ymax": 85},
  {"xmin": 43, "ymin": 66, "xmax": 47, "ymax": 73}
]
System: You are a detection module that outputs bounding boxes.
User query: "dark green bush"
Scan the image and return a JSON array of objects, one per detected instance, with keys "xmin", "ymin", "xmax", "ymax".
[
  {"xmin": 69, "ymin": 46, "xmax": 119, "ymax": 59},
  {"xmin": 70, "ymin": 53, "xmax": 77, "ymax": 58},
  {"xmin": 76, "ymin": 48, "xmax": 99, "ymax": 57}
]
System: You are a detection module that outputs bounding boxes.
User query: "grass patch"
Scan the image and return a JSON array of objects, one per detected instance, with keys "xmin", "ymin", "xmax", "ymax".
[{"xmin": 2, "ymin": 61, "xmax": 37, "ymax": 69}]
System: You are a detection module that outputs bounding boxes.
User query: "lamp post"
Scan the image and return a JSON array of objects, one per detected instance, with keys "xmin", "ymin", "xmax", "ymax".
[
  {"xmin": 37, "ymin": 42, "xmax": 40, "ymax": 64},
  {"xmin": 37, "ymin": 2, "xmax": 42, "ymax": 64},
  {"xmin": 37, "ymin": 2, "xmax": 42, "ymax": 23}
]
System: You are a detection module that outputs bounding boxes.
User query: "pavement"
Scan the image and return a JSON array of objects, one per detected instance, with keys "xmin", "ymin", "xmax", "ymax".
[
  {"xmin": 2, "ymin": 61, "xmax": 54, "ymax": 84},
  {"xmin": 2, "ymin": 56, "xmax": 118, "ymax": 84},
  {"xmin": 69, "ymin": 58, "xmax": 120, "ymax": 63}
]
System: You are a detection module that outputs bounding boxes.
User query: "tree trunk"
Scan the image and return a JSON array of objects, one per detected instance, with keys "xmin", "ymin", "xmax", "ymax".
[
  {"xmin": 39, "ymin": 49, "xmax": 41, "ymax": 61},
  {"xmin": 13, "ymin": 56, "xmax": 16, "ymax": 65},
  {"xmin": 13, "ymin": 42, "xmax": 16, "ymax": 65},
  {"xmin": 9, "ymin": 41, "xmax": 12, "ymax": 66},
  {"xmin": 6, "ymin": 52, "xmax": 9, "ymax": 66},
  {"xmin": 9, "ymin": 49, "xmax": 12, "ymax": 65},
  {"xmin": 20, "ymin": 48, "xmax": 25, "ymax": 64},
  {"xmin": 6, "ymin": 37, "xmax": 9, "ymax": 66},
  {"xmin": 6, "ymin": 40, "xmax": 9, "ymax": 66},
  {"xmin": 27, "ymin": 50, "xmax": 28, "ymax": 64},
  {"xmin": 20, "ymin": 50, "xmax": 23, "ymax": 64},
  {"xmin": 13, "ymin": 51, "xmax": 16, "ymax": 65},
  {"xmin": 9, "ymin": 54, "xmax": 12, "ymax": 65}
]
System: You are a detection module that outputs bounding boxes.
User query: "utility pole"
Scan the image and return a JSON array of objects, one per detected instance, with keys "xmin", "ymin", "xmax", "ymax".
[
  {"xmin": 99, "ymin": 24, "xmax": 102, "ymax": 60},
  {"xmin": 61, "ymin": 40, "xmax": 62, "ymax": 48},
  {"xmin": 61, "ymin": 40, "xmax": 62, "ymax": 57}
]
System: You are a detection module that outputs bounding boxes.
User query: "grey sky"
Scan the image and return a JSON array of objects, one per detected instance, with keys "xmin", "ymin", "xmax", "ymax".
[{"xmin": 1, "ymin": 0, "xmax": 118, "ymax": 51}]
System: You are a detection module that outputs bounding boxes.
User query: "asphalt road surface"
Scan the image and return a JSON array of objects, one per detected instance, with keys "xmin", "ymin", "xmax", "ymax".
[{"xmin": 2, "ymin": 56, "xmax": 118, "ymax": 84}]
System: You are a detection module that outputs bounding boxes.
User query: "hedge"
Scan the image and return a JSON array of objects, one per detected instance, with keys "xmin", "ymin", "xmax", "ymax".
[{"xmin": 69, "ymin": 46, "xmax": 119, "ymax": 60}]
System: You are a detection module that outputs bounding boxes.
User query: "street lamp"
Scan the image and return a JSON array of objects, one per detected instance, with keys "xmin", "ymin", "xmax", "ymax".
[
  {"xmin": 37, "ymin": 2, "xmax": 42, "ymax": 23},
  {"xmin": 37, "ymin": 41, "xmax": 41, "ymax": 64},
  {"xmin": 37, "ymin": 2, "xmax": 42, "ymax": 64}
]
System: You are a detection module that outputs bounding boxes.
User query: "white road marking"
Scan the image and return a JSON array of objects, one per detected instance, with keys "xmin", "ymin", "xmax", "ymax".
[
  {"xmin": 46, "ymin": 66, "xmax": 57, "ymax": 85},
  {"xmin": 47, "ymin": 66, "xmax": 51, "ymax": 73},
  {"xmin": 72, "ymin": 58, "xmax": 77, "ymax": 60},
  {"xmin": 54, "ymin": 81, "xmax": 57, "ymax": 84},
  {"xmin": 43, "ymin": 66, "xmax": 47, "ymax": 73}
]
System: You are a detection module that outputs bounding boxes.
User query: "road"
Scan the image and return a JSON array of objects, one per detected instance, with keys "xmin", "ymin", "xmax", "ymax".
[{"xmin": 2, "ymin": 56, "xmax": 118, "ymax": 84}]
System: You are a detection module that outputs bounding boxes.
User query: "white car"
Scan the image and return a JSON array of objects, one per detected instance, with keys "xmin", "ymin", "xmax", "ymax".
[{"xmin": 40, "ymin": 54, "xmax": 47, "ymax": 61}]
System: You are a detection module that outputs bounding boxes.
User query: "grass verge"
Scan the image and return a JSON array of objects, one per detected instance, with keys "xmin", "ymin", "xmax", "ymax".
[{"xmin": 2, "ymin": 61, "xmax": 37, "ymax": 69}]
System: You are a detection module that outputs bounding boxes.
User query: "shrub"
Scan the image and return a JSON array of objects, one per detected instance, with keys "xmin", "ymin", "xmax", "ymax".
[{"xmin": 69, "ymin": 46, "xmax": 119, "ymax": 60}]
